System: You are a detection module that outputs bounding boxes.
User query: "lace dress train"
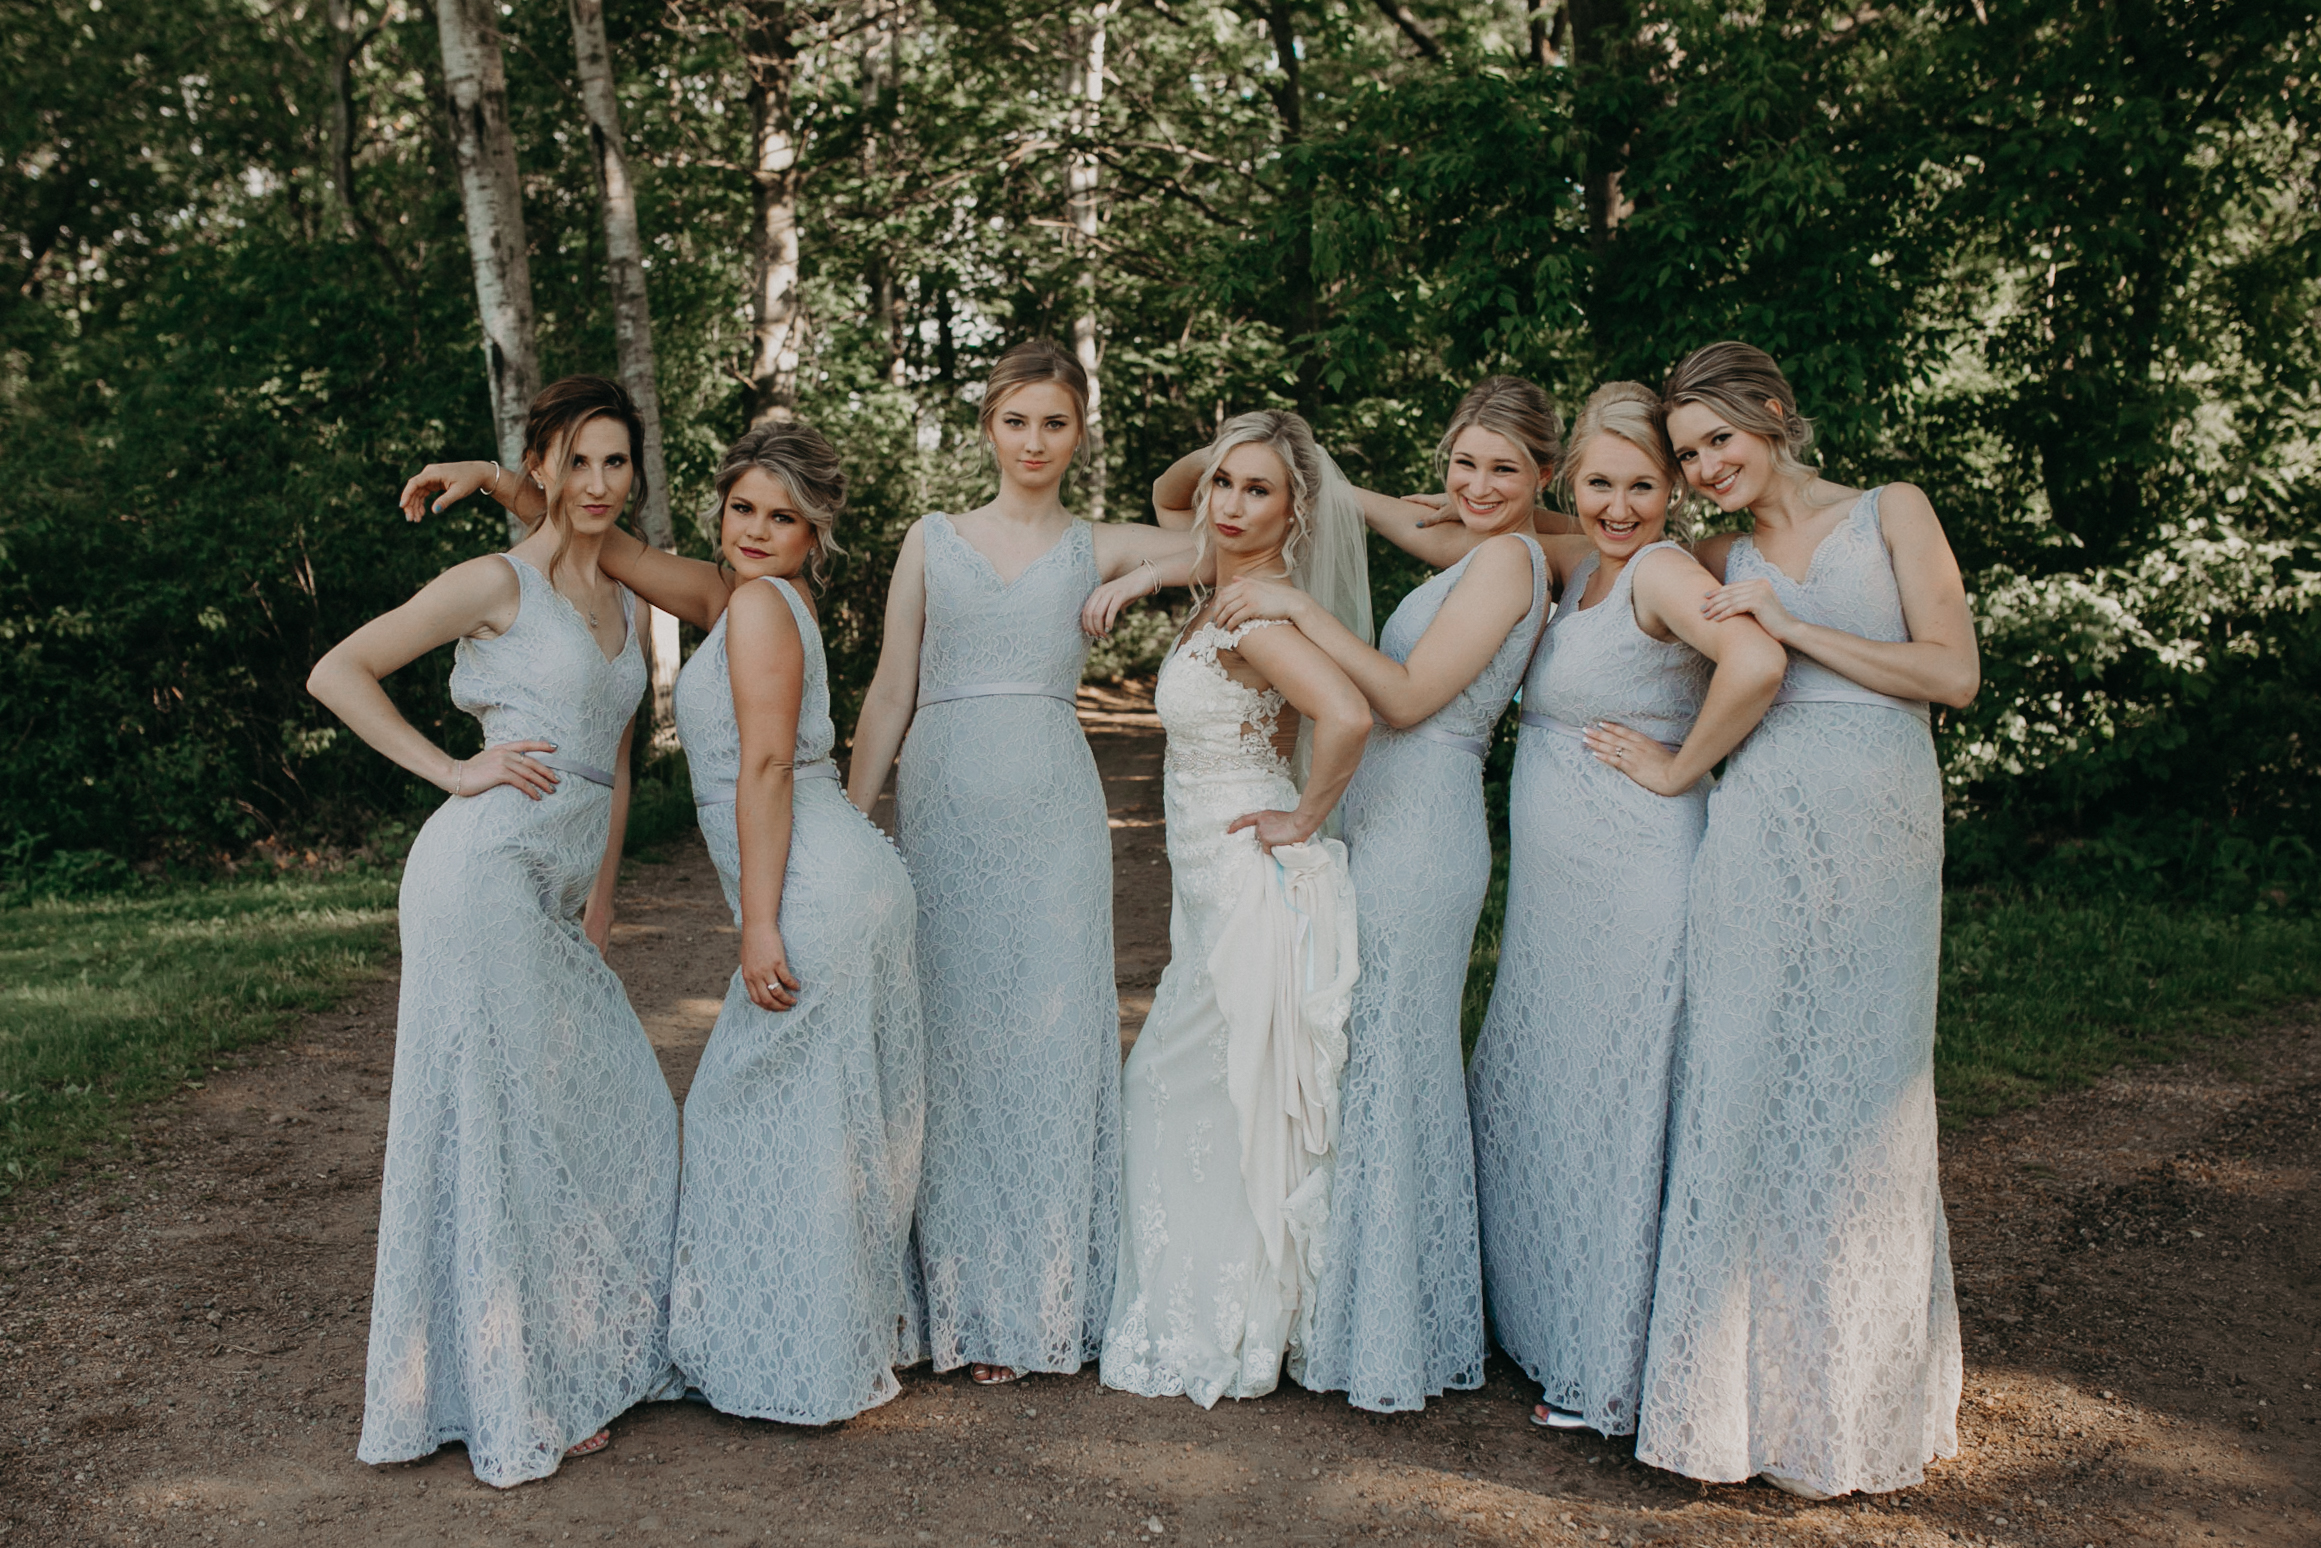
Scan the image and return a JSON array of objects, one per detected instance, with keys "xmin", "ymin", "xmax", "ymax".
[
  {"xmin": 666, "ymin": 577, "xmax": 925, "ymax": 1423},
  {"xmin": 359, "ymin": 555, "xmax": 681, "ymax": 1489}
]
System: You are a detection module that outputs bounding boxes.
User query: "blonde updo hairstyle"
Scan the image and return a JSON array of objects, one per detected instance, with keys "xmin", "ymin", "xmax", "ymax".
[
  {"xmin": 1189, "ymin": 409, "xmax": 1328, "ymax": 608},
  {"xmin": 1435, "ymin": 375, "xmax": 1564, "ymax": 515},
  {"xmin": 1560, "ymin": 380, "xmax": 1693, "ymax": 542},
  {"xmin": 1660, "ymin": 340, "xmax": 1819, "ymax": 488},
  {"xmin": 709, "ymin": 420, "xmax": 848, "ymax": 589},
  {"xmin": 977, "ymin": 338, "xmax": 1091, "ymax": 485}
]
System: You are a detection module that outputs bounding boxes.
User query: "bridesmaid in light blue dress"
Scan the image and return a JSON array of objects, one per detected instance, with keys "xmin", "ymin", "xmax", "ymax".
[
  {"xmin": 1628, "ymin": 343, "xmax": 1979, "ymax": 1499},
  {"xmin": 846, "ymin": 341, "xmax": 1193, "ymax": 1384},
  {"xmin": 1465, "ymin": 383, "xmax": 1786, "ymax": 1438},
  {"xmin": 1209, "ymin": 377, "xmax": 1557, "ymax": 1411},
  {"xmin": 322, "ymin": 379, "xmax": 681, "ymax": 1487},
  {"xmin": 588, "ymin": 422, "xmax": 924, "ymax": 1423}
]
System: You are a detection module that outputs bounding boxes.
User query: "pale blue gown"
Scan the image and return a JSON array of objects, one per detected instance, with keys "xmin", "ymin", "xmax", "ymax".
[
  {"xmin": 1298, "ymin": 537, "xmax": 1549, "ymax": 1412},
  {"xmin": 667, "ymin": 576, "xmax": 925, "ymax": 1423},
  {"xmin": 1467, "ymin": 542, "xmax": 1711, "ymax": 1435},
  {"xmin": 1636, "ymin": 488, "xmax": 1962, "ymax": 1495},
  {"xmin": 900, "ymin": 513, "xmax": 1120, "ymax": 1375},
  {"xmin": 360, "ymin": 553, "xmax": 681, "ymax": 1489}
]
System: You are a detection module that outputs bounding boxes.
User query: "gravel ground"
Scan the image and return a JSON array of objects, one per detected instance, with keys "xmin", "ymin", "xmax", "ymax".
[{"xmin": 2, "ymin": 699, "xmax": 2313, "ymax": 1547}]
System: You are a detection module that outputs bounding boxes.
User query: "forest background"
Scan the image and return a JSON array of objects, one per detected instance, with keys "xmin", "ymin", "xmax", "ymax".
[{"xmin": 4, "ymin": 0, "xmax": 2318, "ymax": 911}]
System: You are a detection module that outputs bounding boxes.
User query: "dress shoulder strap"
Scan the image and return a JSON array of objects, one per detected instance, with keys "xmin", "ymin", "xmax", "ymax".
[
  {"xmin": 1514, "ymin": 532, "xmax": 1549, "ymax": 615},
  {"xmin": 1219, "ymin": 617, "xmax": 1286, "ymax": 649},
  {"xmin": 763, "ymin": 573, "xmax": 814, "ymax": 631},
  {"xmin": 1617, "ymin": 539, "xmax": 1691, "ymax": 590}
]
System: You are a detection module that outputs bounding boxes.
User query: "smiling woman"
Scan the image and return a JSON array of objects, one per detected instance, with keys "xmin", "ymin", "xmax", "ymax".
[
  {"xmin": 1203, "ymin": 377, "xmax": 1558, "ymax": 1415},
  {"xmin": 1634, "ymin": 341, "xmax": 1980, "ymax": 1501}
]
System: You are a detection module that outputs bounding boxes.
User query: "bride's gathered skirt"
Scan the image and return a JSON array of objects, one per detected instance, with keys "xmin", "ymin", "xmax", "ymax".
[{"xmin": 1101, "ymin": 622, "xmax": 1356, "ymax": 1407}]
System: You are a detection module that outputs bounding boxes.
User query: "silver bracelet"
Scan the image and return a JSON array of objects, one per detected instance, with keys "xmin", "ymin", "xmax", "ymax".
[{"xmin": 486, "ymin": 460, "xmax": 504, "ymax": 500}]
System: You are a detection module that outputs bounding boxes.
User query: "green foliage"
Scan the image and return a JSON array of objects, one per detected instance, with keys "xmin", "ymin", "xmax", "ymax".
[
  {"xmin": 624, "ymin": 749, "xmax": 701, "ymax": 858},
  {"xmin": 2, "ymin": 0, "xmax": 2316, "ymax": 910},
  {"xmin": 0, "ymin": 869, "xmax": 398, "ymax": 1193}
]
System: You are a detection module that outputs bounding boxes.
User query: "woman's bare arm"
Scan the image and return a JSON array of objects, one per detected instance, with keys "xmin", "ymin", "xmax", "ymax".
[
  {"xmin": 1212, "ymin": 533, "xmax": 1536, "ymax": 726},
  {"xmin": 1585, "ymin": 546, "xmax": 1788, "ymax": 795},
  {"xmin": 583, "ymin": 718, "xmax": 635, "ymax": 952},
  {"xmin": 1224, "ymin": 623, "xmax": 1372, "ymax": 849},
  {"xmin": 1701, "ymin": 483, "xmax": 1979, "ymax": 707},
  {"xmin": 729, "ymin": 579, "xmax": 808, "ymax": 1011},
  {"xmin": 1151, "ymin": 450, "xmax": 1204, "ymax": 530},
  {"xmin": 593, "ymin": 526, "xmax": 734, "ymax": 632},
  {"xmin": 844, "ymin": 520, "xmax": 930, "ymax": 813},
  {"xmin": 305, "ymin": 556, "xmax": 561, "ymax": 800}
]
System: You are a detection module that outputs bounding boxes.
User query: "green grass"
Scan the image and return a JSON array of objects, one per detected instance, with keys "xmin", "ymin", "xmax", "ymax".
[
  {"xmin": 1935, "ymin": 892, "xmax": 2321, "ymax": 1117},
  {"xmin": 6, "ymin": 831, "xmax": 2314, "ymax": 1201},
  {"xmin": 0, "ymin": 871, "xmax": 397, "ymax": 1194},
  {"xmin": 1460, "ymin": 874, "xmax": 2321, "ymax": 1123}
]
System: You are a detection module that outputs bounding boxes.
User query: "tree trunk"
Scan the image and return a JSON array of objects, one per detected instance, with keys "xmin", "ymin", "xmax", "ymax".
[
  {"xmin": 326, "ymin": 1, "xmax": 365, "ymax": 237},
  {"xmin": 743, "ymin": 2, "xmax": 805, "ymax": 424},
  {"xmin": 1067, "ymin": 5, "xmax": 1112, "ymax": 519},
  {"xmin": 1567, "ymin": 0, "xmax": 1634, "ymax": 256},
  {"xmin": 1260, "ymin": 0, "xmax": 1322, "ymax": 418},
  {"xmin": 862, "ymin": 22, "xmax": 907, "ymax": 389},
  {"xmin": 434, "ymin": 0, "xmax": 539, "ymax": 544},
  {"xmin": 569, "ymin": 0, "xmax": 679, "ymax": 742}
]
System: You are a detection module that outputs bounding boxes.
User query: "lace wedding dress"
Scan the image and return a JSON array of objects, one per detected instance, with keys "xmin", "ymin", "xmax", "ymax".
[{"xmin": 1099, "ymin": 620, "xmax": 1358, "ymax": 1407}]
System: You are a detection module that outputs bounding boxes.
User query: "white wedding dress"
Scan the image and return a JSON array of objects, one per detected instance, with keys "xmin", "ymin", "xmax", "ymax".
[{"xmin": 1099, "ymin": 620, "xmax": 1359, "ymax": 1407}]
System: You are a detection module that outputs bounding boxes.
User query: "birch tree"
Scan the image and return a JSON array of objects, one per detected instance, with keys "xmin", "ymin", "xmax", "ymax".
[
  {"xmin": 434, "ymin": 0, "xmax": 538, "ymax": 542},
  {"xmin": 742, "ymin": 2, "xmax": 807, "ymax": 423},
  {"xmin": 1066, "ymin": 5, "xmax": 1112, "ymax": 518},
  {"xmin": 569, "ymin": 0, "xmax": 680, "ymax": 734}
]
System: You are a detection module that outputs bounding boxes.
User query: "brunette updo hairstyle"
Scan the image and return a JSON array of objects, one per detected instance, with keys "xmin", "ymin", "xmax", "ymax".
[
  {"xmin": 1660, "ymin": 341, "xmax": 1818, "ymax": 485},
  {"xmin": 1435, "ymin": 375, "xmax": 1564, "ymax": 497},
  {"xmin": 521, "ymin": 375, "xmax": 648, "ymax": 581},
  {"xmin": 977, "ymin": 339, "xmax": 1091, "ymax": 480},
  {"xmin": 1561, "ymin": 381, "xmax": 1692, "ymax": 540},
  {"xmin": 709, "ymin": 420, "xmax": 849, "ymax": 589}
]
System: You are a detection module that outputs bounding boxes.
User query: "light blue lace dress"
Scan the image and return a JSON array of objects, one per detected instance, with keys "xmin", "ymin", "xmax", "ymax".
[
  {"xmin": 1467, "ymin": 543, "xmax": 1711, "ymax": 1435},
  {"xmin": 1636, "ymin": 489, "xmax": 1962, "ymax": 1495},
  {"xmin": 667, "ymin": 577, "xmax": 925, "ymax": 1423},
  {"xmin": 359, "ymin": 553, "xmax": 680, "ymax": 1490},
  {"xmin": 1298, "ymin": 536, "xmax": 1549, "ymax": 1412},
  {"xmin": 900, "ymin": 514, "xmax": 1120, "ymax": 1375}
]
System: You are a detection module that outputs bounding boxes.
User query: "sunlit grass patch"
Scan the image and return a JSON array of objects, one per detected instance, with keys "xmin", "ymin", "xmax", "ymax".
[
  {"xmin": 0, "ymin": 873, "xmax": 396, "ymax": 1192},
  {"xmin": 1934, "ymin": 893, "xmax": 2321, "ymax": 1119}
]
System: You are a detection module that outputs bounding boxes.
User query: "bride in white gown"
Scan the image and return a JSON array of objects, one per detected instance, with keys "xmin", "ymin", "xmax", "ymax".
[{"xmin": 1083, "ymin": 410, "xmax": 1376, "ymax": 1407}]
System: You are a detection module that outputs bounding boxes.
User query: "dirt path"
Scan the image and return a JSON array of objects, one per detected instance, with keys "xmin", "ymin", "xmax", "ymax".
[{"xmin": 3, "ymin": 699, "xmax": 2315, "ymax": 1548}]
